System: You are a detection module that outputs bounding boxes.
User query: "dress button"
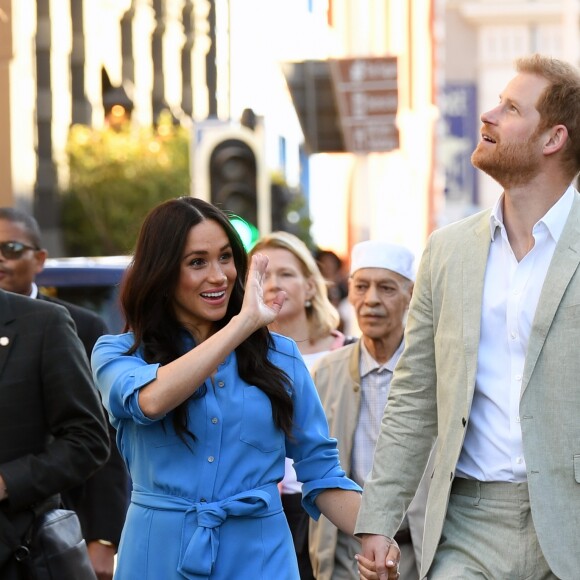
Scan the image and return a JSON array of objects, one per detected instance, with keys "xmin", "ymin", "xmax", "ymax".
[
  {"xmin": 200, "ymin": 498, "xmax": 207, "ymax": 503},
  {"xmin": 211, "ymin": 417, "xmax": 218, "ymax": 424},
  {"xmin": 208, "ymin": 456, "xmax": 215, "ymax": 463},
  {"xmin": 217, "ymin": 381, "xmax": 225, "ymax": 388}
]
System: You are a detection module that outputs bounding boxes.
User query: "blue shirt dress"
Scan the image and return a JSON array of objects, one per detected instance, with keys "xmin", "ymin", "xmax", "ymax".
[{"xmin": 91, "ymin": 331, "xmax": 361, "ymax": 580}]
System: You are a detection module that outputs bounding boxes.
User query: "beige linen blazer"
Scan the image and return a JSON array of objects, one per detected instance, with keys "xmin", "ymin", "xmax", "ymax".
[{"xmin": 355, "ymin": 194, "xmax": 580, "ymax": 580}]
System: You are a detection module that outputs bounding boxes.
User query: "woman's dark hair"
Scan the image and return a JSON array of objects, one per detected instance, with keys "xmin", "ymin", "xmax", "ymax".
[{"xmin": 121, "ymin": 196, "xmax": 293, "ymax": 443}]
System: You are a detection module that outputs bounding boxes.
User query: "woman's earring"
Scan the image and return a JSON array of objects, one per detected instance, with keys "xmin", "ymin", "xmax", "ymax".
[{"xmin": 305, "ymin": 299, "xmax": 312, "ymax": 308}]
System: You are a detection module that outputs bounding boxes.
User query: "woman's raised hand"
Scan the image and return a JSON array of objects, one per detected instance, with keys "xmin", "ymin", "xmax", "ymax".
[{"xmin": 241, "ymin": 253, "xmax": 286, "ymax": 329}]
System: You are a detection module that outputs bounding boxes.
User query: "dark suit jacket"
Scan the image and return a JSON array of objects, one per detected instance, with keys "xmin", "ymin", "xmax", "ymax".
[
  {"xmin": 38, "ymin": 294, "xmax": 129, "ymax": 547},
  {"xmin": 0, "ymin": 290, "xmax": 110, "ymax": 578}
]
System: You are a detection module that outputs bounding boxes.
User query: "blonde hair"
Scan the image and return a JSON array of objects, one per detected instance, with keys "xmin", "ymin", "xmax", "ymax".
[{"xmin": 250, "ymin": 231, "xmax": 340, "ymax": 340}]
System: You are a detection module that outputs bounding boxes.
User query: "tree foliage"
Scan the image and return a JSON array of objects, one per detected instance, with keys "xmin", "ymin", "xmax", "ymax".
[
  {"xmin": 60, "ymin": 114, "xmax": 313, "ymax": 256},
  {"xmin": 61, "ymin": 112, "xmax": 190, "ymax": 256}
]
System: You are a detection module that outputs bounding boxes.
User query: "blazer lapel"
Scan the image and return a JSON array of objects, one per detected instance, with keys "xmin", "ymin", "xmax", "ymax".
[
  {"xmin": 461, "ymin": 212, "xmax": 492, "ymax": 403},
  {"xmin": 522, "ymin": 194, "xmax": 580, "ymax": 394},
  {"xmin": 0, "ymin": 292, "xmax": 16, "ymax": 380}
]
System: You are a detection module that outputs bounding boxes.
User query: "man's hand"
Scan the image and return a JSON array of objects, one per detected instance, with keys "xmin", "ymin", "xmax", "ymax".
[
  {"xmin": 0, "ymin": 473, "xmax": 7, "ymax": 501},
  {"xmin": 87, "ymin": 540, "xmax": 116, "ymax": 580},
  {"xmin": 357, "ymin": 533, "xmax": 400, "ymax": 580}
]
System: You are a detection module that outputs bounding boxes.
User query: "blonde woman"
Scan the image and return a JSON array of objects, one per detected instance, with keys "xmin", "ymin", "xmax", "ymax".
[{"xmin": 250, "ymin": 232, "xmax": 355, "ymax": 579}]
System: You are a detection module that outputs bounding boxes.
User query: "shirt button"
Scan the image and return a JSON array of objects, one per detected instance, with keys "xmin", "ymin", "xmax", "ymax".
[
  {"xmin": 516, "ymin": 416, "xmax": 521, "ymax": 423},
  {"xmin": 510, "ymin": 331, "xmax": 517, "ymax": 340},
  {"xmin": 516, "ymin": 457, "xmax": 523, "ymax": 464},
  {"xmin": 515, "ymin": 374, "xmax": 522, "ymax": 381},
  {"xmin": 217, "ymin": 381, "xmax": 225, "ymax": 388},
  {"xmin": 211, "ymin": 417, "xmax": 218, "ymax": 424},
  {"xmin": 208, "ymin": 456, "xmax": 215, "ymax": 463}
]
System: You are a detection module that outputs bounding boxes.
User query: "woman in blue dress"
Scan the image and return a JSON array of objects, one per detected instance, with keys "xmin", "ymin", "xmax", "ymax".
[{"xmin": 91, "ymin": 197, "xmax": 362, "ymax": 579}]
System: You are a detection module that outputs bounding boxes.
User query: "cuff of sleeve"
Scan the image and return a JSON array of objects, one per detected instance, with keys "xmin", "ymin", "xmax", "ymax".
[
  {"xmin": 301, "ymin": 477, "xmax": 362, "ymax": 521},
  {"xmin": 122, "ymin": 364, "xmax": 163, "ymax": 425}
]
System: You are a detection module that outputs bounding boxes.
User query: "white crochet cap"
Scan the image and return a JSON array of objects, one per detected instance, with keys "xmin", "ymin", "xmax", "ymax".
[{"xmin": 349, "ymin": 240, "xmax": 416, "ymax": 281}]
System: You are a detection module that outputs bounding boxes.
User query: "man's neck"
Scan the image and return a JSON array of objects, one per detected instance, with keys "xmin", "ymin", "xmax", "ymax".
[
  {"xmin": 502, "ymin": 180, "xmax": 571, "ymax": 261},
  {"xmin": 362, "ymin": 331, "xmax": 404, "ymax": 365}
]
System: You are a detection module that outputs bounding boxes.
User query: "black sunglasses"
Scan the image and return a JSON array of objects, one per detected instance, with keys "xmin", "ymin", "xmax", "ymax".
[{"xmin": 0, "ymin": 241, "xmax": 39, "ymax": 260}]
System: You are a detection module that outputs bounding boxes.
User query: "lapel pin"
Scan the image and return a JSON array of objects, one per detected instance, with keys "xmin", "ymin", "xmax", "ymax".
[{"xmin": 0, "ymin": 337, "xmax": 9, "ymax": 346}]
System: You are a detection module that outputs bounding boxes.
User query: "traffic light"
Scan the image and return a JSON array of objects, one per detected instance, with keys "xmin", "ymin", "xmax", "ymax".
[
  {"xmin": 191, "ymin": 121, "xmax": 270, "ymax": 234},
  {"xmin": 209, "ymin": 138, "xmax": 258, "ymax": 226},
  {"xmin": 229, "ymin": 216, "xmax": 260, "ymax": 251},
  {"xmin": 270, "ymin": 180, "xmax": 292, "ymax": 231}
]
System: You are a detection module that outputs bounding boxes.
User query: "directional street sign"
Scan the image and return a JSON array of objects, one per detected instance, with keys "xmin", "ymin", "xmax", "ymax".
[{"xmin": 329, "ymin": 56, "xmax": 399, "ymax": 153}]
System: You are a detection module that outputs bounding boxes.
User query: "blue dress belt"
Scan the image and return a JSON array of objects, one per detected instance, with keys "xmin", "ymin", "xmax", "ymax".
[{"xmin": 131, "ymin": 482, "xmax": 283, "ymax": 578}]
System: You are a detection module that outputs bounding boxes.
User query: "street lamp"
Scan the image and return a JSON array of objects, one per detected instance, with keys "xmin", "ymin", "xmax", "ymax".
[{"xmin": 102, "ymin": 68, "xmax": 134, "ymax": 129}]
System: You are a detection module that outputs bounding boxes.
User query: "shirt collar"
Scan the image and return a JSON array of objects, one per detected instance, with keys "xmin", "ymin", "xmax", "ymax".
[
  {"xmin": 360, "ymin": 338, "xmax": 405, "ymax": 377},
  {"xmin": 29, "ymin": 282, "xmax": 39, "ymax": 299},
  {"xmin": 489, "ymin": 185, "xmax": 576, "ymax": 243}
]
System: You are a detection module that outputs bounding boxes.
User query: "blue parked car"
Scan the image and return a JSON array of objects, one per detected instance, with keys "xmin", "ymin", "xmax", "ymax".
[{"xmin": 36, "ymin": 256, "xmax": 130, "ymax": 333}]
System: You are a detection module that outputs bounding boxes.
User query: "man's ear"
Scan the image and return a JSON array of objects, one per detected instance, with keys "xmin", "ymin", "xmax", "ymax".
[
  {"xmin": 34, "ymin": 249, "xmax": 49, "ymax": 275},
  {"xmin": 406, "ymin": 282, "xmax": 414, "ymax": 306},
  {"xmin": 543, "ymin": 125, "xmax": 568, "ymax": 155},
  {"xmin": 347, "ymin": 277, "xmax": 355, "ymax": 305}
]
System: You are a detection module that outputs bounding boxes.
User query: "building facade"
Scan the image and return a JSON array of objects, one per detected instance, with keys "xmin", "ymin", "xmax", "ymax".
[
  {"xmin": 441, "ymin": 0, "xmax": 580, "ymax": 224},
  {"xmin": 0, "ymin": 0, "xmax": 211, "ymax": 253}
]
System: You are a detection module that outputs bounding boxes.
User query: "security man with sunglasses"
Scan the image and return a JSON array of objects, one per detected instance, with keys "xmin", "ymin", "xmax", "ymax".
[{"xmin": 0, "ymin": 207, "xmax": 129, "ymax": 580}]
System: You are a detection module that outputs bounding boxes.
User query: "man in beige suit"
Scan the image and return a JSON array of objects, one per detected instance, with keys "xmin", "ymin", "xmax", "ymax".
[
  {"xmin": 309, "ymin": 241, "xmax": 430, "ymax": 580},
  {"xmin": 356, "ymin": 54, "xmax": 580, "ymax": 580}
]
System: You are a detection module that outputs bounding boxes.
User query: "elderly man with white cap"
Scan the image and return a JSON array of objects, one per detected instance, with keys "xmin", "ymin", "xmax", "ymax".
[{"xmin": 308, "ymin": 240, "xmax": 430, "ymax": 580}]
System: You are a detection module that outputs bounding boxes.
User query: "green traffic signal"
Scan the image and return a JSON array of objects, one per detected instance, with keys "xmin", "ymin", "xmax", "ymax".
[{"xmin": 229, "ymin": 216, "xmax": 260, "ymax": 251}]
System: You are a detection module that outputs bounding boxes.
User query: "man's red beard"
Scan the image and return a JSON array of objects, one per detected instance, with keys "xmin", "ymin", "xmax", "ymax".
[{"xmin": 471, "ymin": 130, "xmax": 543, "ymax": 188}]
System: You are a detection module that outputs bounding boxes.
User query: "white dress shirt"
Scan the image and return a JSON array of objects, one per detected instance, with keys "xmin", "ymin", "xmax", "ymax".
[{"xmin": 456, "ymin": 186, "xmax": 575, "ymax": 482}]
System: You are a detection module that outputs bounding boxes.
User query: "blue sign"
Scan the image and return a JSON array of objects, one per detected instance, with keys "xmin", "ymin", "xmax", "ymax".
[{"xmin": 441, "ymin": 83, "xmax": 478, "ymax": 205}]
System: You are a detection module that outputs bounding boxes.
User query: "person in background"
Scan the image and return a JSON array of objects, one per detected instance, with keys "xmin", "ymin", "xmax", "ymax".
[
  {"xmin": 250, "ymin": 231, "xmax": 355, "ymax": 580},
  {"xmin": 0, "ymin": 207, "xmax": 130, "ymax": 580},
  {"xmin": 0, "ymin": 288, "xmax": 110, "ymax": 580},
  {"xmin": 91, "ymin": 197, "xmax": 362, "ymax": 579},
  {"xmin": 314, "ymin": 249, "xmax": 348, "ymax": 312},
  {"xmin": 309, "ymin": 240, "xmax": 430, "ymax": 580},
  {"xmin": 356, "ymin": 54, "xmax": 580, "ymax": 580},
  {"xmin": 314, "ymin": 248, "xmax": 360, "ymax": 338}
]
